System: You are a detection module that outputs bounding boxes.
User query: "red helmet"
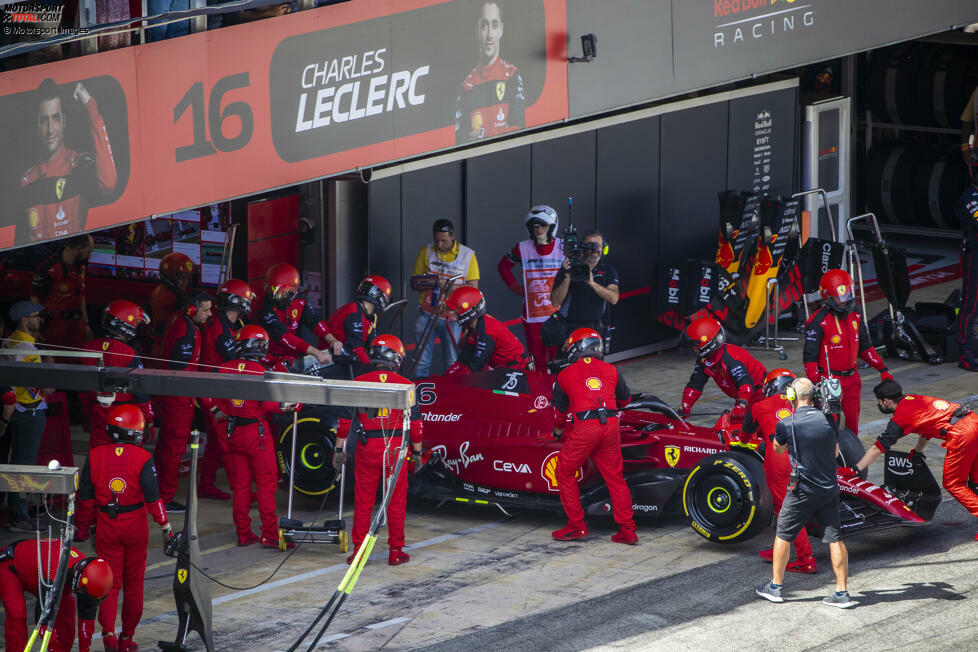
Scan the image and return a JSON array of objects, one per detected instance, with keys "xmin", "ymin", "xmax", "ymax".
[
  {"xmin": 236, "ymin": 324, "xmax": 269, "ymax": 360},
  {"xmin": 564, "ymin": 327, "xmax": 603, "ymax": 362},
  {"xmin": 102, "ymin": 300, "xmax": 149, "ymax": 342},
  {"xmin": 216, "ymin": 278, "xmax": 255, "ymax": 314},
  {"xmin": 265, "ymin": 263, "xmax": 300, "ymax": 308},
  {"xmin": 368, "ymin": 334, "xmax": 405, "ymax": 370},
  {"xmin": 159, "ymin": 252, "xmax": 194, "ymax": 288},
  {"xmin": 763, "ymin": 368, "xmax": 796, "ymax": 398},
  {"xmin": 445, "ymin": 286, "xmax": 486, "ymax": 325},
  {"xmin": 819, "ymin": 268, "xmax": 855, "ymax": 314},
  {"xmin": 357, "ymin": 275, "xmax": 392, "ymax": 312},
  {"xmin": 72, "ymin": 557, "xmax": 113, "ymax": 600},
  {"xmin": 106, "ymin": 404, "xmax": 145, "ymax": 444},
  {"xmin": 684, "ymin": 317, "xmax": 725, "ymax": 360}
]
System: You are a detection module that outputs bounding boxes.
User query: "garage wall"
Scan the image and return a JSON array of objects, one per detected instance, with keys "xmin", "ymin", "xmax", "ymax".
[{"xmin": 368, "ymin": 85, "xmax": 798, "ymax": 360}]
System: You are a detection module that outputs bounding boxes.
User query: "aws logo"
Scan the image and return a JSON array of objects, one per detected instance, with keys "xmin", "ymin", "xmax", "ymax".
[{"xmin": 541, "ymin": 451, "xmax": 582, "ymax": 492}]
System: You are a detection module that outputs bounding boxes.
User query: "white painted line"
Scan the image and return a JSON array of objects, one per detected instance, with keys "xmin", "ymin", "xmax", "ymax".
[
  {"xmin": 365, "ymin": 617, "xmax": 411, "ymax": 630},
  {"xmin": 317, "ymin": 633, "xmax": 351, "ymax": 645}
]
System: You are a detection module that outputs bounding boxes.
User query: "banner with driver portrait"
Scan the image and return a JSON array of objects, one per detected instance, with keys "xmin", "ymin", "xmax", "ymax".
[{"xmin": 0, "ymin": 0, "xmax": 568, "ymax": 250}]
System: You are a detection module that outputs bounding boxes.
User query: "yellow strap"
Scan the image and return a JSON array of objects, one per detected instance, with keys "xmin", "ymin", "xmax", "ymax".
[
  {"xmin": 24, "ymin": 628, "xmax": 39, "ymax": 652},
  {"xmin": 39, "ymin": 628, "xmax": 53, "ymax": 652},
  {"xmin": 343, "ymin": 536, "xmax": 377, "ymax": 595}
]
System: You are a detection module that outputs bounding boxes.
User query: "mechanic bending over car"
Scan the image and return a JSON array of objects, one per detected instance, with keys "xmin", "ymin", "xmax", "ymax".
[
  {"xmin": 846, "ymin": 379, "xmax": 978, "ymax": 537},
  {"xmin": 755, "ymin": 378, "xmax": 854, "ymax": 608},
  {"xmin": 541, "ymin": 328, "xmax": 637, "ymax": 544},
  {"xmin": 444, "ymin": 286, "xmax": 534, "ymax": 374},
  {"xmin": 333, "ymin": 335, "xmax": 423, "ymax": 566},
  {"xmin": 742, "ymin": 368, "xmax": 816, "ymax": 575},
  {"xmin": 325, "ymin": 274, "xmax": 394, "ymax": 366},
  {"xmin": 680, "ymin": 317, "xmax": 767, "ymax": 424}
]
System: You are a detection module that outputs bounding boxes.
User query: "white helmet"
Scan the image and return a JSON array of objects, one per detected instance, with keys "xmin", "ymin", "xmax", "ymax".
[{"xmin": 525, "ymin": 205, "xmax": 558, "ymax": 242}]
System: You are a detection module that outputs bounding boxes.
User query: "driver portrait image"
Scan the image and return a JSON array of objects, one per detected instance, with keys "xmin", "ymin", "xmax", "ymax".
[
  {"xmin": 455, "ymin": 1, "xmax": 526, "ymax": 143},
  {"xmin": 18, "ymin": 78, "xmax": 118, "ymax": 245}
]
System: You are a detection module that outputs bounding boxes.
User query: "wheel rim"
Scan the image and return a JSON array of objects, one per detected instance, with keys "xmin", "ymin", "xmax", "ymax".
[
  {"xmin": 279, "ymin": 419, "xmax": 337, "ymax": 496},
  {"xmin": 690, "ymin": 474, "xmax": 745, "ymax": 528},
  {"xmin": 300, "ymin": 443, "xmax": 326, "ymax": 471}
]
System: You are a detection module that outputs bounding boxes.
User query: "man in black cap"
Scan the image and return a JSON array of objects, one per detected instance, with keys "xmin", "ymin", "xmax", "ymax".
[
  {"xmin": 4, "ymin": 300, "xmax": 54, "ymax": 532},
  {"xmin": 411, "ymin": 219, "xmax": 480, "ymax": 377}
]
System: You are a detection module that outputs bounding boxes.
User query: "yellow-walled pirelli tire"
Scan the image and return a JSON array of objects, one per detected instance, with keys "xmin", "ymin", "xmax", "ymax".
[
  {"xmin": 682, "ymin": 451, "xmax": 772, "ymax": 544},
  {"xmin": 276, "ymin": 416, "xmax": 339, "ymax": 496}
]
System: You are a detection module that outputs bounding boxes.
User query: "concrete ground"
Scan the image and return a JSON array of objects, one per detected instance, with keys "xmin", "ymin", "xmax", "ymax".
[{"xmin": 4, "ymin": 279, "xmax": 978, "ymax": 651}]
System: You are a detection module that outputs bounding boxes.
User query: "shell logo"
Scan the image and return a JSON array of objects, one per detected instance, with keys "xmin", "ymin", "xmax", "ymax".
[
  {"xmin": 830, "ymin": 335, "xmax": 841, "ymax": 344},
  {"xmin": 232, "ymin": 399, "xmax": 244, "ymax": 407},
  {"xmin": 29, "ymin": 210, "xmax": 39, "ymax": 228},
  {"xmin": 700, "ymin": 335, "xmax": 708, "ymax": 342},
  {"xmin": 933, "ymin": 400, "xmax": 951, "ymax": 411},
  {"xmin": 775, "ymin": 408, "xmax": 792, "ymax": 420},
  {"xmin": 108, "ymin": 477, "xmax": 127, "ymax": 493},
  {"xmin": 461, "ymin": 301, "xmax": 470, "ymax": 309},
  {"xmin": 585, "ymin": 377, "xmax": 602, "ymax": 391},
  {"xmin": 836, "ymin": 285, "xmax": 847, "ymax": 296},
  {"xmin": 541, "ymin": 451, "xmax": 582, "ymax": 492},
  {"xmin": 127, "ymin": 314, "xmax": 135, "ymax": 322}
]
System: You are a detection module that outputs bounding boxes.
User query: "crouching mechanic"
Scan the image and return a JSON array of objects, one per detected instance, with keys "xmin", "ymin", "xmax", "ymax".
[
  {"xmin": 76, "ymin": 404, "xmax": 173, "ymax": 651},
  {"xmin": 259, "ymin": 263, "xmax": 342, "ymax": 366},
  {"xmin": 544, "ymin": 328, "xmax": 636, "ymax": 544},
  {"xmin": 848, "ymin": 379, "xmax": 978, "ymax": 535},
  {"xmin": 0, "ymin": 538, "xmax": 113, "ymax": 652},
  {"xmin": 445, "ymin": 286, "xmax": 533, "ymax": 374},
  {"xmin": 804, "ymin": 268, "xmax": 891, "ymax": 434},
  {"xmin": 80, "ymin": 300, "xmax": 153, "ymax": 449},
  {"xmin": 325, "ymin": 275, "xmax": 393, "ymax": 366},
  {"xmin": 333, "ymin": 335, "xmax": 422, "ymax": 566},
  {"xmin": 681, "ymin": 317, "xmax": 766, "ymax": 424},
  {"xmin": 207, "ymin": 325, "xmax": 293, "ymax": 548},
  {"xmin": 742, "ymin": 369, "xmax": 816, "ymax": 574}
]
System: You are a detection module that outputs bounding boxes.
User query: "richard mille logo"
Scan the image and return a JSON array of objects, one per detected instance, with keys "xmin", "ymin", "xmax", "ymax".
[{"xmin": 713, "ymin": 2, "xmax": 816, "ymax": 48}]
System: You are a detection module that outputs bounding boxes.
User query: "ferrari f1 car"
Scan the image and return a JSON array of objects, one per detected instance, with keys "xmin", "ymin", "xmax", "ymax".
[{"xmin": 274, "ymin": 367, "xmax": 942, "ymax": 545}]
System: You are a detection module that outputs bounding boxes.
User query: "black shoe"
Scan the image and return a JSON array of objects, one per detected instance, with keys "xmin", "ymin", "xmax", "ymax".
[
  {"xmin": 164, "ymin": 501, "xmax": 186, "ymax": 514},
  {"xmin": 959, "ymin": 358, "xmax": 978, "ymax": 372}
]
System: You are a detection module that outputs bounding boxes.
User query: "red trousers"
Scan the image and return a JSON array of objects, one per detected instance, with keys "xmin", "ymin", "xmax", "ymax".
[
  {"xmin": 839, "ymin": 373, "xmax": 862, "ymax": 435},
  {"xmin": 556, "ymin": 420, "xmax": 635, "ymax": 529},
  {"xmin": 154, "ymin": 395, "xmax": 195, "ymax": 503},
  {"xmin": 95, "ymin": 512, "xmax": 149, "ymax": 638},
  {"xmin": 941, "ymin": 414, "xmax": 978, "ymax": 517},
  {"xmin": 764, "ymin": 443, "xmax": 812, "ymax": 559},
  {"xmin": 0, "ymin": 568, "xmax": 76, "ymax": 652},
  {"xmin": 352, "ymin": 437, "xmax": 408, "ymax": 549},
  {"xmin": 44, "ymin": 318, "xmax": 87, "ymax": 352},
  {"xmin": 227, "ymin": 421, "xmax": 278, "ymax": 540},
  {"xmin": 199, "ymin": 407, "xmax": 231, "ymax": 490},
  {"xmin": 523, "ymin": 321, "xmax": 555, "ymax": 371}
]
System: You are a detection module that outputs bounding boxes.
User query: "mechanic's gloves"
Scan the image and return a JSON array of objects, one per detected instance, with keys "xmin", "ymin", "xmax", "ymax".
[
  {"xmin": 837, "ymin": 466, "xmax": 859, "ymax": 478},
  {"xmin": 680, "ymin": 387, "xmax": 701, "ymax": 416},
  {"xmin": 536, "ymin": 429, "xmax": 562, "ymax": 445},
  {"xmin": 411, "ymin": 450, "xmax": 423, "ymax": 473},
  {"xmin": 730, "ymin": 400, "xmax": 748, "ymax": 424},
  {"xmin": 160, "ymin": 522, "xmax": 174, "ymax": 553},
  {"xmin": 907, "ymin": 449, "xmax": 925, "ymax": 462},
  {"xmin": 333, "ymin": 450, "xmax": 347, "ymax": 471},
  {"xmin": 803, "ymin": 362, "xmax": 822, "ymax": 384},
  {"xmin": 446, "ymin": 361, "xmax": 470, "ymax": 376},
  {"xmin": 880, "ymin": 369, "xmax": 894, "ymax": 382}
]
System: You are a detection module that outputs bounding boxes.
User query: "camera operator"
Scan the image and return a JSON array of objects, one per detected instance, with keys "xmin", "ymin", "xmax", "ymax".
[
  {"xmin": 755, "ymin": 378, "xmax": 855, "ymax": 609},
  {"xmin": 550, "ymin": 230, "xmax": 618, "ymax": 342}
]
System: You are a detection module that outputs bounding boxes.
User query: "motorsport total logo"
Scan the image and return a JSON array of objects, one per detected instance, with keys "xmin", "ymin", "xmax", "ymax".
[{"xmin": 712, "ymin": 0, "xmax": 815, "ymax": 48}]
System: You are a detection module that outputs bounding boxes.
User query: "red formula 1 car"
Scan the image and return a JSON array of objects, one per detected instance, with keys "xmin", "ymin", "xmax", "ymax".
[{"xmin": 404, "ymin": 368, "xmax": 942, "ymax": 544}]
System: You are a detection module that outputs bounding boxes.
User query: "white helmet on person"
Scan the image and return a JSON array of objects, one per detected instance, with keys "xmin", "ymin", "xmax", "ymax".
[{"xmin": 525, "ymin": 205, "xmax": 558, "ymax": 243}]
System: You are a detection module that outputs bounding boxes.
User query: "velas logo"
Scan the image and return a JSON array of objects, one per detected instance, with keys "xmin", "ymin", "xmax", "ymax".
[{"xmin": 713, "ymin": 0, "xmax": 816, "ymax": 49}]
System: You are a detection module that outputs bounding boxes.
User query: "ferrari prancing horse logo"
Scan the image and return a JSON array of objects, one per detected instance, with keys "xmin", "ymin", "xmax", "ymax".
[
  {"xmin": 664, "ymin": 445, "xmax": 681, "ymax": 468},
  {"xmin": 177, "ymin": 569, "xmax": 187, "ymax": 584},
  {"xmin": 495, "ymin": 81, "xmax": 505, "ymax": 102}
]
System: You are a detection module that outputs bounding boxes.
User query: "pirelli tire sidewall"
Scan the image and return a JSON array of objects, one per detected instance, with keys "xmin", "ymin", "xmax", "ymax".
[
  {"xmin": 275, "ymin": 413, "xmax": 343, "ymax": 497},
  {"xmin": 682, "ymin": 451, "xmax": 773, "ymax": 545}
]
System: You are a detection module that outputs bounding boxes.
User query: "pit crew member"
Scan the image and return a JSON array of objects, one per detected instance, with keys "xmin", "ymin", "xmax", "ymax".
[
  {"xmin": 497, "ymin": 205, "xmax": 564, "ymax": 369},
  {"xmin": 76, "ymin": 404, "xmax": 173, "ymax": 651},
  {"xmin": 149, "ymin": 252, "xmax": 195, "ymax": 358},
  {"xmin": 680, "ymin": 317, "xmax": 767, "ymax": 424},
  {"xmin": 325, "ymin": 275, "xmax": 393, "ymax": 365},
  {"xmin": 30, "ymin": 233, "xmax": 94, "ymax": 349},
  {"xmin": 804, "ymin": 268, "xmax": 891, "ymax": 434},
  {"xmin": 0, "ymin": 538, "xmax": 113, "ymax": 652},
  {"xmin": 258, "ymin": 263, "xmax": 341, "ymax": 365},
  {"xmin": 333, "ymin": 334, "xmax": 422, "ymax": 565},
  {"xmin": 445, "ymin": 286, "xmax": 533, "ymax": 374}
]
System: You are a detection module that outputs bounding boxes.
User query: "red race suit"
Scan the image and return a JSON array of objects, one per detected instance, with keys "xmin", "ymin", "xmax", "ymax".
[
  {"xmin": 498, "ymin": 239, "xmax": 560, "ymax": 368},
  {"xmin": 455, "ymin": 57, "xmax": 525, "ymax": 143},
  {"xmin": 198, "ymin": 312, "xmax": 239, "ymax": 492},
  {"xmin": 79, "ymin": 337, "xmax": 153, "ymax": 448},
  {"xmin": 681, "ymin": 344, "xmax": 767, "ymax": 421},
  {"xmin": 149, "ymin": 283, "xmax": 185, "ymax": 360},
  {"xmin": 32, "ymin": 254, "xmax": 87, "ymax": 349},
  {"xmin": 337, "ymin": 369, "xmax": 422, "ymax": 550},
  {"xmin": 743, "ymin": 395, "xmax": 812, "ymax": 561},
  {"xmin": 154, "ymin": 311, "xmax": 202, "ymax": 503},
  {"xmin": 18, "ymin": 98, "xmax": 117, "ymax": 245},
  {"xmin": 874, "ymin": 395, "xmax": 978, "ymax": 516},
  {"xmin": 325, "ymin": 301, "xmax": 375, "ymax": 364},
  {"xmin": 76, "ymin": 442, "xmax": 169, "ymax": 641},
  {"xmin": 804, "ymin": 305, "xmax": 888, "ymax": 434},
  {"xmin": 0, "ymin": 539, "xmax": 94, "ymax": 652},
  {"xmin": 448, "ymin": 314, "xmax": 532, "ymax": 374},
  {"xmin": 552, "ymin": 356, "xmax": 634, "ymax": 531},
  {"xmin": 257, "ymin": 294, "xmax": 330, "ymax": 363},
  {"xmin": 212, "ymin": 358, "xmax": 285, "ymax": 542}
]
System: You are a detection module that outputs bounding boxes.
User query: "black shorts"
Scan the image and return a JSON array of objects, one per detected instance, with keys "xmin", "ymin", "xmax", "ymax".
[{"xmin": 775, "ymin": 485, "xmax": 842, "ymax": 543}]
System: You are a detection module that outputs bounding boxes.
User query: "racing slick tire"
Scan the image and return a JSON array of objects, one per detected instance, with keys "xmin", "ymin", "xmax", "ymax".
[
  {"xmin": 276, "ymin": 413, "xmax": 341, "ymax": 496},
  {"xmin": 836, "ymin": 427, "xmax": 868, "ymax": 479},
  {"xmin": 682, "ymin": 451, "xmax": 773, "ymax": 544}
]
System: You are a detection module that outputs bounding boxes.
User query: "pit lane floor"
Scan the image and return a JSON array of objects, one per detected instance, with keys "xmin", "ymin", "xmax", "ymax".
[{"xmin": 4, "ymin": 282, "xmax": 978, "ymax": 650}]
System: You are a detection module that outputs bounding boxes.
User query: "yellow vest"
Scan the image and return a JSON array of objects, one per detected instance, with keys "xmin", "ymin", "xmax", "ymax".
[{"xmin": 6, "ymin": 330, "xmax": 43, "ymax": 405}]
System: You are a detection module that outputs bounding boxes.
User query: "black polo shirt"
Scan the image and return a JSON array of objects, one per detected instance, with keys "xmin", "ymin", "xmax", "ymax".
[
  {"xmin": 554, "ymin": 261, "xmax": 618, "ymax": 326},
  {"xmin": 774, "ymin": 405, "xmax": 839, "ymax": 494}
]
